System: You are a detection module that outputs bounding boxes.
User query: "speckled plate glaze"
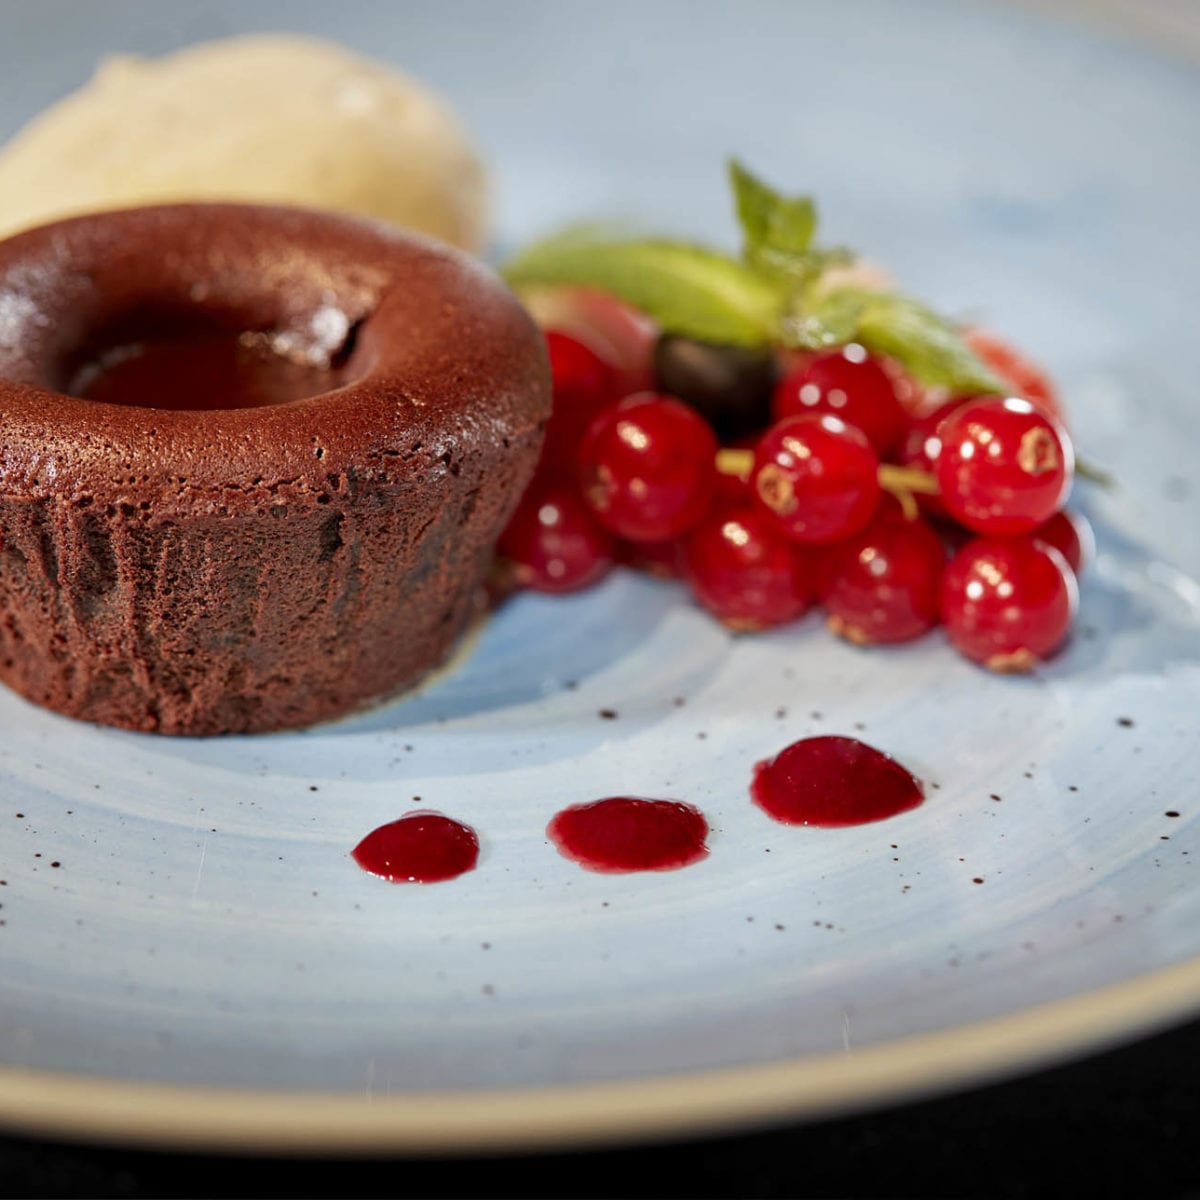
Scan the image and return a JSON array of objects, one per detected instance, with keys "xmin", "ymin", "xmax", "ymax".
[{"xmin": 1, "ymin": 0, "xmax": 1199, "ymax": 1152}]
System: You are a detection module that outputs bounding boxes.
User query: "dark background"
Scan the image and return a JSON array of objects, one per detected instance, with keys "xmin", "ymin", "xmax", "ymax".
[{"xmin": 2, "ymin": 1014, "xmax": 1198, "ymax": 1199}]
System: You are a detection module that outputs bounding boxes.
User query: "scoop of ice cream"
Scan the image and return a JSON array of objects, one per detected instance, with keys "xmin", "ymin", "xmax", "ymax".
[{"xmin": 0, "ymin": 34, "xmax": 488, "ymax": 251}]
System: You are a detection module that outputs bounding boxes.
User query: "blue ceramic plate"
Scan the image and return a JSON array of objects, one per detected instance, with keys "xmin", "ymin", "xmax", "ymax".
[{"xmin": 1, "ymin": 0, "xmax": 1198, "ymax": 1151}]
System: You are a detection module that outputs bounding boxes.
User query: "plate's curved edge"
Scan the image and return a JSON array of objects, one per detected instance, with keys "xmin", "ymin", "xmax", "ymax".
[{"xmin": 3, "ymin": 954, "xmax": 1199, "ymax": 1154}]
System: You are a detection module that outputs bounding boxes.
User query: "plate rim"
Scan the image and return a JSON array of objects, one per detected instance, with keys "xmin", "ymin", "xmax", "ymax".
[
  {"xmin": 2, "ymin": 953, "xmax": 1198, "ymax": 1152},
  {"xmin": 1, "ymin": 0, "xmax": 1198, "ymax": 1159}
]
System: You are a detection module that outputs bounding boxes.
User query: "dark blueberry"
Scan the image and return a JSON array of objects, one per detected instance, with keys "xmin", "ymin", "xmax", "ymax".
[{"xmin": 653, "ymin": 335, "xmax": 776, "ymax": 440}]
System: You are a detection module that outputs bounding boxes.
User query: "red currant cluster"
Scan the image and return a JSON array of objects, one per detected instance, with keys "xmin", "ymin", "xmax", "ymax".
[{"xmin": 498, "ymin": 296, "xmax": 1088, "ymax": 673}]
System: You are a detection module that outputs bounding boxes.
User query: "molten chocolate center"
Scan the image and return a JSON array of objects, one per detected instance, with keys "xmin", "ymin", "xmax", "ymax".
[{"xmin": 70, "ymin": 332, "xmax": 343, "ymax": 411}]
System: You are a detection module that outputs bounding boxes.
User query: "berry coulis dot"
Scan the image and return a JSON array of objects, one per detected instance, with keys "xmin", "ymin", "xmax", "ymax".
[
  {"xmin": 751, "ymin": 736, "xmax": 924, "ymax": 827},
  {"xmin": 352, "ymin": 813, "xmax": 480, "ymax": 883},
  {"xmin": 547, "ymin": 797, "xmax": 709, "ymax": 873}
]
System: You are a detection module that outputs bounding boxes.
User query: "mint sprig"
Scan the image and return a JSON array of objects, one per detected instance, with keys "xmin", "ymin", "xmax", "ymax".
[
  {"xmin": 851, "ymin": 293, "xmax": 1008, "ymax": 394},
  {"xmin": 729, "ymin": 159, "xmax": 816, "ymax": 278},
  {"xmin": 502, "ymin": 161, "xmax": 1011, "ymax": 395},
  {"xmin": 502, "ymin": 226, "xmax": 784, "ymax": 348},
  {"xmin": 787, "ymin": 287, "xmax": 1007, "ymax": 393}
]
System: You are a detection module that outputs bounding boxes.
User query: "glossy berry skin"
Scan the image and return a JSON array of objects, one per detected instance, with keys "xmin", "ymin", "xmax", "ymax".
[
  {"xmin": 683, "ymin": 505, "xmax": 814, "ymax": 630},
  {"xmin": 498, "ymin": 477, "xmax": 615, "ymax": 594},
  {"xmin": 772, "ymin": 344, "xmax": 907, "ymax": 456},
  {"xmin": 934, "ymin": 397, "xmax": 1073, "ymax": 535},
  {"xmin": 751, "ymin": 413, "xmax": 881, "ymax": 545},
  {"xmin": 538, "ymin": 330, "xmax": 618, "ymax": 474},
  {"xmin": 1031, "ymin": 509, "xmax": 1094, "ymax": 576},
  {"xmin": 940, "ymin": 536, "xmax": 1077, "ymax": 671},
  {"xmin": 819, "ymin": 510, "xmax": 946, "ymax": 644},
  {"xmin": 522, "ymin": 285, "xmax": 657, "ymax": 395},
  {"xmin": 895, "ymin": 398, "xmax": 966, "ymax": 517},
  {"xmin": 579, "ymin": 393, "xmax": 718, "ymax": 543},
  {"xmin": 897, "ymin": 398, "xmax": 966, "ymax": 474},
  {"xmin": 964, "ymin": 327, "xmax": 1063, "ymax": 425}
]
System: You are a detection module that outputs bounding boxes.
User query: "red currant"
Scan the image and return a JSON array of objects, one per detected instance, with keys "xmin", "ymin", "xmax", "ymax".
[
  {"xmin": 772, "ymin": 344, "xmax": 907, "ymax": 456},
  {"xmin": 1030, "ymin": 509, "xmax": 1094, "ymax": 576},
  {"xmin": 897, "ymin": 399, "xmax": 962, "ymax": 472},
  {"xmin": 751, "ymin": 414, "xmax": 881, "ymax": 545},
  {"xmin": 940, "ymin": 536, "xmax": 1077, "ymax": 671},
  {"xmin": 498, "ymin": 477, "xmax": 615, "ymax": 594},
  {"xmin": 538, "ymin": 330, "xmax": 618, "ymax": 474},
  {"xmin": 964, "ymin": 327, "xmax": 1063, "ymax": 425},
  {"xmin": 819, "ymin": 510, "xmax": 946, "ymax": 644},
  {"xmin": 934, "ymin": 397, "xmax": 1073, "ymax": 535},
  {"xmin": 683, "ymin": 505, "xmax": 814, "ymax": 630},
  {"xmin": 895, "ymin": 398, "xmax": 966, "ymax": 517},
  {"xmin": 578, "ymin": 393, "xmax": 718, "ymax": 543},
  {"xmin": 522, "ymin": 285, "xmax": 657, "ymax": 395}
]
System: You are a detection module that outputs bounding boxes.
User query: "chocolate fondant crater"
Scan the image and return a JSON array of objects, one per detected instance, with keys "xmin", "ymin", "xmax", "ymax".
[{"xmin": 0, "ymin": 204, "xmax": 550, "ymax": 734}]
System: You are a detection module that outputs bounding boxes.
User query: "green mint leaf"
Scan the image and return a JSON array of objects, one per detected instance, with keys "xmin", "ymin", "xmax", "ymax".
[
  {"xmin": 503, "ymin": 227, "xmax": 784, "ymax": 347},
  {"xmin": 780, "ymin": 286, "xmax": 869, "ymax": 350},
  {"xmin": 729, "ymin": 158, "xmax": 817, "ymax": 259},
  {"xmin": 793, "ymin": 288, "xmax": 1008, "ymax": 393},
  {"xmin": 728, "ymin": 158, "xmax": 833, "ymax": 286},
  {"xmin": 855, "ymin": 294, "xmax": 1008, "ymax": 393}
]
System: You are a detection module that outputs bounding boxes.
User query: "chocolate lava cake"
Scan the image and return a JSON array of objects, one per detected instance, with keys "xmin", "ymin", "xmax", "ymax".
[{"xmin": 0, "ymin": 204, "xmax": 550, "ymax": 733}]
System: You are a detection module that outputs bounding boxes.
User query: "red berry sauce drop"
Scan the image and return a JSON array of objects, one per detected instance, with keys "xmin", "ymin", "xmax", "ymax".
[
  {"xmin": 352, "ymin": 813, "xmax": 480, "ymax": 883},
  {"xmin": 548, "ymin": 797, "xmax": 709, "ymax": 873},
  {"xmin": 751, "ymin": 736, "xmax": 923, "ymax": 827}
]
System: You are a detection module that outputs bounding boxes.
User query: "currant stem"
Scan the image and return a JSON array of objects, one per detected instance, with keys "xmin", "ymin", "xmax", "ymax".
[
  {"xmin": 1075, "ymin": 455, "xmax": 1115, "ymax": 489},
  {"xmin": 715, "ymin": 448, "xmax": 753, "ymax": 480},
  {"xmin": 713, "ymin": 449, "xmax": 938, "ymax": 499},
  {"xmin": 877, "ymin": 464, "xmax": 938, "ymax": 495}
]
